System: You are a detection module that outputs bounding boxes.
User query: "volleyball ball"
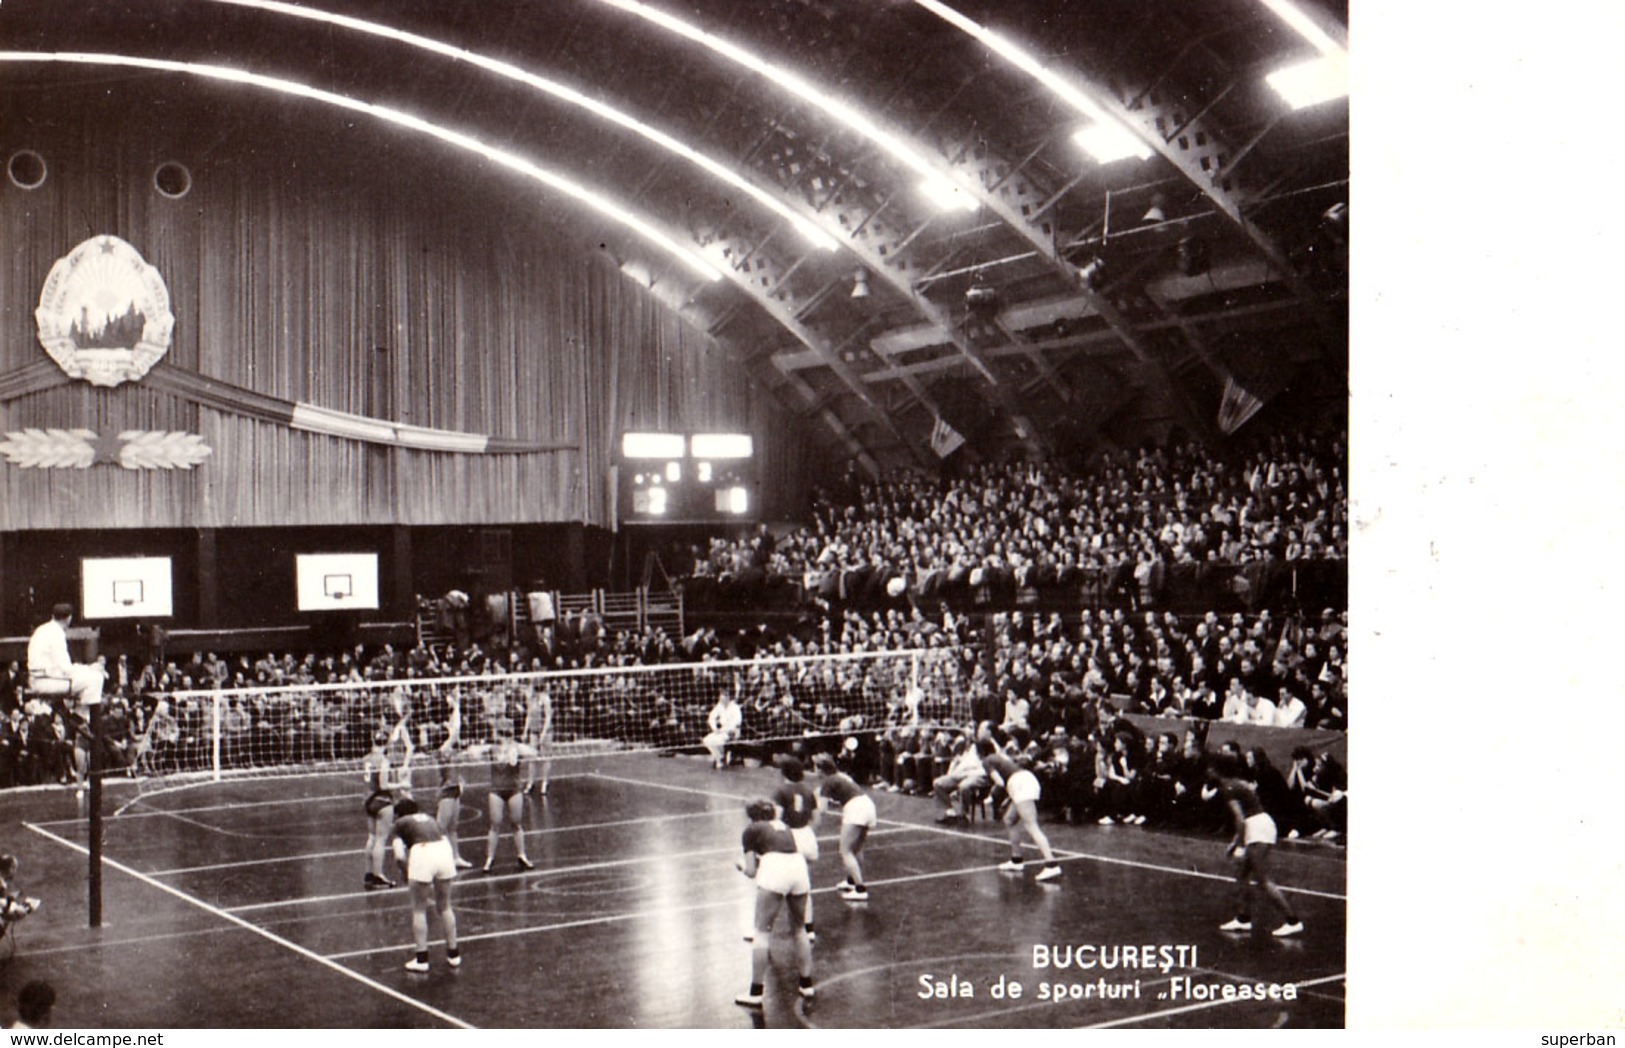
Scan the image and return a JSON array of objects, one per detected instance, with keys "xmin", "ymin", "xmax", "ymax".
[{"xmin": 886, "ymin": 577, "xmax": 906, "ymax": 598}]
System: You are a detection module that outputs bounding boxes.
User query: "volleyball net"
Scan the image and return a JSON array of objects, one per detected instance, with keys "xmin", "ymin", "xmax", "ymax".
[{"xmin": 125, "ymin": 647, "xmax": 968, "ymax": 789}]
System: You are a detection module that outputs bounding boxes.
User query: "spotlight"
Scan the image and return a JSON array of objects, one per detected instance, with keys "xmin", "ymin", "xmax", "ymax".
[
  {"xmin": 850, "ymin": 269, "xmax": 871, "ymax": 299},
  {"xmin": 965, "ymin": 277, "xmax": 999, "ymax": 316},
  {"xmin": 1078, "ymin": 256, "xmax": 1108, "ymax": 290}
]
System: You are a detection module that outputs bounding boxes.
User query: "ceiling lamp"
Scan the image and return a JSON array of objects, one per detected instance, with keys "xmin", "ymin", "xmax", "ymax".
[
  {"xmin": 1265, "ymin": 55, "xmax": 1349, "ymax": 110},
  {"xmin": 1078, "ymin": 256, "xmax": 1108, "ymax": 291},
  {"xmin": 1073, "ymin": 121, "xmax": 1154, "ymax": 164},
  {"xmin": 850, "ymin": 270, "xmax": 871, "ymax": 299}
]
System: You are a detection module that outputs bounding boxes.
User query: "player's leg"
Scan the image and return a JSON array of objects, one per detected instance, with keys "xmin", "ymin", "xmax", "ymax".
[
  {"xmin": 737, "ymin": 889, "xmax": 782, "ymax": 1006},
  {"xmin": 483, "ymin": 791, "xmax": 503, "ymax": 871},
  {"xmin": 1013, "ymin": 796, "xmax": 1061, "ymax": 881},
  {"xmin": 405, "ymin": 880, "xmax": 433, "ymax": 972},
  {"xmin": 784, "ymin": 892, "xmax": 815, "ymax": 999},
  {"xmin": 1220, "ymin": 845, "xmax": 1254, "ymax": 931},
  {"xmin": 839, "ymin": 822, "xmax": 869, "ymax": 900},
  {"xmin": 434, "ymin": 876, "xmax": 461, "ymax": 965},
  {"xmin": 507, "ymin": 793, "xmax": 532, "ymax": 868},
  {"xmin": 1247, "ymin": 843, "xmax": 1303, "ymax": 936}
]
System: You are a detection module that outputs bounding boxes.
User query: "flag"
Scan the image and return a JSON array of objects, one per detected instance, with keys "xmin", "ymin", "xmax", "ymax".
[
  {"xmin": 1216, "ymin": 375, "xmax": 1265, "ymax": 435},
  {"xmin": 929, "ymin": 416, "xmax": 965, "ymax": 458}
]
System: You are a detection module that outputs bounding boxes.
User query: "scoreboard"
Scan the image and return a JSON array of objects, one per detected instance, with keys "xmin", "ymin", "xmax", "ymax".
[{"xmin": 619, "ymin": 432, "xmax": 756, "ymax": 524}]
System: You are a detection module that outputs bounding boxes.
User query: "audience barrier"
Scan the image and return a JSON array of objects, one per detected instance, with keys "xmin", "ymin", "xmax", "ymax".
[{"xmin": 1120, "ymin": 713, "xmax": 1346, "ymax": 772}]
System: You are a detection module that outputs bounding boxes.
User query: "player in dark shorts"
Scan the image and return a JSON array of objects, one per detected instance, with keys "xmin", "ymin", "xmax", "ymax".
[
  {"xmin": 980, "ymin": 743, "xmax": 1063, "ymax": 882},
  {"xmin": 770, "ymin": 756, "xmax": 819, "ymax": 940},
  {"xmin": 734, "ymin": 799, "xmax": 814, "ymax": 1008},
  {"xmin": 1209, "ymin": 753, "xmax": 1304, "ymax": 937},
  {"xmin": 428, "ymin": 697, "xmax": 474, "ymax": 870},
  {"xmin": 387, "ymin": 798, "xmax": 461, "ymax": 972},
  {"xmin": 362, "ymin": 727, "xmax": 406, "ymax": 890},
  {"xmin": 465, "ymin": 718, "xmax": 537, "ymax": 872},
  {"xmin": 812, "ymin": 753, "xmax": 876, "ymax": 901}
]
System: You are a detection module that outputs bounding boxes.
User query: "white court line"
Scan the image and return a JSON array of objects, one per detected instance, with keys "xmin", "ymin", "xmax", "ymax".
[
  {"xmin": 323, "ymin": 855, "xmax": 1053, "ymax": 961},
  {"xmin": 148, "ymin": 808, "xmax": 737, "ymax": 876},
  {"xmin": 24, "ymin": 821, "xmax": 476, "ymax": 1030},
  {"xmin": 591, "ymin": 770, "xmax": 1347, "ymax": 902},
  {"xmin": 227, "ymin": 826, "xmax": 924, "ymax": 913},
  {"xmin": 1084, "ymin": 971, "xmax": 1347, "ymax": 1028},
  {"xmin": 42, "ymin": 772, "xmax": 597, "ymax": 824}
]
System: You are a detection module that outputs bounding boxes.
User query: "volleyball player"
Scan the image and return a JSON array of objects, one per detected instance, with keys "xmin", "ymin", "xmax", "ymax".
[
  {"xmin": 812, "ymin": 753, "xmax": 875, "ymax": 901},
  {"xmin": 770, "ymin": 756, "xmax": 819, "ymax": 940},
  {"xmin": 981, "ymin": 741, "xmax": 1063, "ymax": 882},
  {"xmin": 1210, "ymin": 752, "xmax": 1304, "ymax": 936},
  {"xmin": 465, "ymin": 718, "xmax": 537, "ymax": 872},
  {"xmin": 361, "ymin": 716, "xmax": 412, "ymax": 890},
  {"xmin": 733, "ymin": 799, "xmax": 814, "ymax": 1008},
  {"xmin": 386, "ymin": 798, "xmax": 461, "ymax": 972},
  {"xmin": 523, "ymin": 683, "xmax": 553, "ymax": 798},
  {"xmin": 430, "ymin": 696, "xmax": 474, "ymax": 869}
]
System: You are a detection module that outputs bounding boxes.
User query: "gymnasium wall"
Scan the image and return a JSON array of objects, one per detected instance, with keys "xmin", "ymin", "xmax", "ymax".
[{"xmin": 0, "ymin": 73, "xmax": 822, "ymax": 532}]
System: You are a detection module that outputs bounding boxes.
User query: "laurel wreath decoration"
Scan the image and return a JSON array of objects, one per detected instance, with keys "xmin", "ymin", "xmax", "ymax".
[
  {"xmin": 0, "ymin": 428, "xmax": 212, "ymax": 470},
  {"xmin": 0, "ymin": 428, "xmax": 95, "ymax": 468},
  {"xmin": 117, "ymin": 430, "xmax": 213, "ymax": 470}
]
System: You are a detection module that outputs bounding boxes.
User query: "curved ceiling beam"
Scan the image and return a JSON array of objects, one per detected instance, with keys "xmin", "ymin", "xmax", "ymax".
[
  {"xmin": 590, "ymin": 0, "xmax": 980, "ymax": 213},
  {"xmin": 588, "ymin": 1, "xmax": 1060, "ymax": 450},
  {"xmin": 912, "ymin": 0, "xmax": 1340, "ymax": 332},
  {"xmin": 194, "ymin": 0, "xmax": 841, "ymax": 252},
  {"xmin": 0, "ymin": 51, "xmax": 726, "ymax": 283}
]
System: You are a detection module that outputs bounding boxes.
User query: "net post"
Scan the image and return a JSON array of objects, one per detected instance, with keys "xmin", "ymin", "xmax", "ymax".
[
  {"xmin": 211, "ymin": 692, "xmax": 222, "ymax": 782},
  {"xmin": 87, "ymin": 698, "xmax": 104, "ymax": 928}
]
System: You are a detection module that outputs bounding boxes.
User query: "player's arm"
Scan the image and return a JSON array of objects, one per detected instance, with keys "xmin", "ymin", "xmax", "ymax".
[{"xmin": 1224, "ymin": 798, "xmax": 1246, "ymax": 856}]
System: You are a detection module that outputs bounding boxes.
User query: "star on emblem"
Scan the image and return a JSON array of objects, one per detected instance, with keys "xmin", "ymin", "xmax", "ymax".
[{"xmin": 88, "ymin": 431, "xmax": 125, "ymax": 466}]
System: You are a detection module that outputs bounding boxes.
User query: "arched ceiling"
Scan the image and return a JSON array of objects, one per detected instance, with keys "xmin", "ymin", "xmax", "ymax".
[{"xmin": 0, "ymin": 0, "xmax": 1348, "ymax": 472}]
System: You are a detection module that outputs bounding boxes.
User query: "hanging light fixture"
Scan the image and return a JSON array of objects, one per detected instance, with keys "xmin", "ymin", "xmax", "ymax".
[{"xmin": 850, "ymin": 269, "xmax": 871, "ymax": 299}]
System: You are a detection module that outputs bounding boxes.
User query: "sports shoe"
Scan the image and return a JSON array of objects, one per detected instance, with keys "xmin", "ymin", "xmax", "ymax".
[
  {"xmin": 997, "ymin": 860, "xmax": 1025, "ymax": 873},
  {"xmin": 1034, "ymin": 865, "xmax": 1062, "ymax": 882},
  {"xmin": 404, "ymin": 958, "xmax": 430, "ymax": 973},
  {"xmin": 447, "ymin": 951, "xmax": 462, "ymax": 968},
  {"xmin": 364, "ymin": 874, "xmax": 395, "ymax": 891},
  {"xmin": 516, "ymin": 855, "xmax": 535, "ymax": 871},
  {"xmin": 835, "ymin": 878, "xmax": 854, "ymax": 892},
  {"xmin": 1219, "ymin": 918, "xmax": 1253, "ymax": 932},
  {"xmin": 1129, "ymin": 814, "xmax": 1147, "ymax": 825},
  {"xmin": 798, "ymin": 983, "xmax": 816, "ymax": 1000},
  {"xmin": 840, "ymin": 887, "xmax": 870, "ymax": 901},
  {"xmin": 734, "ymin": 991, "xmax": 764, "ymax": 1008},
  {"xmin": 1271, "ymin": 920, "xmax": 1305, "ymax": 938},
  {"xmin": 481, "ymin": 861, "xmax": 494, "ymax": 874},
  {"xmin": 804, "ymin": 928, "xmax": 817, "ymax": 942},
  {"xmin": 454, "ymin": 857, "xmax": 474, "ymax": 870},
  {"xmin": 1097, "ymin": 815, "xmax": 1116, "ymax": 825}
]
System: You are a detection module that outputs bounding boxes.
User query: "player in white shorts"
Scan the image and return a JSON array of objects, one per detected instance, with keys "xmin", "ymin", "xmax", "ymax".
[
  {"xmin": 982, "ymin": 744, "xmax": 1062, "ymax": 882},
  {"xmin": 387, "ymin": 798, "xmax": 461, "ymax": 972},
  {"xmin": 813, "ymin": 753, "xmax": 875, "ymax": 901},
  {"xmin": 770, "ymin": 756, "xmax": 820, "ymax": 939},
  {"xmin": 733, "ymin": 799, "xmax": 814, "ymax": 1007}
]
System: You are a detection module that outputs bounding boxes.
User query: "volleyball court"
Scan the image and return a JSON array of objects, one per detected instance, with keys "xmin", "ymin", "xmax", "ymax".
[{"xmin": 5, "ymin": 649, "xmax": 1346, "ymax": 1028}]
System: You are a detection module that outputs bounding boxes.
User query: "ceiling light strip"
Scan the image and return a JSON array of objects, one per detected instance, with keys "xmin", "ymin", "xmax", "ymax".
[
  {"xmin": 199, "ymin": 0, "xmax": 837, "ymax": 250},
  {"xmin": 911, "ymin": 0, "xmax": 1151, "ymax": 160},
  {"xmin": 592, "ymin": 0, "xmax": 978, "ymax": 211},
  {"xmin": 1256, "ymin": 0, "xmax": 1347, "ymax": 61},
  {"xmin": 0, "ymin": 50, "xmax": 724, "ymax": 281}
]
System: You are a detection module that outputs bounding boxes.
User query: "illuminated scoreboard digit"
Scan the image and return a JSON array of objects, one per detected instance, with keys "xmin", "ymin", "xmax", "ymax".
[{"xmin": 620, "ymin": 432, "xmax": 755, "ymax": 523}]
